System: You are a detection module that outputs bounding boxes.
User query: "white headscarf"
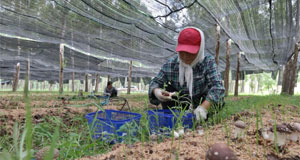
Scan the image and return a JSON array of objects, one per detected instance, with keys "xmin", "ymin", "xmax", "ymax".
[{"xmin": 178, "ymin": 27, "xmax": 205, "ymax": 97}]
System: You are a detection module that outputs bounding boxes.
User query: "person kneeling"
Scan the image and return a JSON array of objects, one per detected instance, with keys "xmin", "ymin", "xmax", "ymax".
[{"xmin": 148, "ymin": 27, "xmax": 225, "ymax": 121}]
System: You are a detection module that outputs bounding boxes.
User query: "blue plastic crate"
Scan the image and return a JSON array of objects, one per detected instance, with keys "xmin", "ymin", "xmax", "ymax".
[
  {"xmin": 86, "ymin": 109, "xmax": 142, "ymax": 141},
  {"xmin": 147, "ymin": 109, "xmax": 194, "ymax": 133}
]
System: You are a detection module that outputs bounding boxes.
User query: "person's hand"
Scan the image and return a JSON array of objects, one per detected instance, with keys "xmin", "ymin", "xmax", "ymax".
[
  {"xmin": 104, "ymin": 93, "xmax": 111, "ymax": 96},
  {"xmin": 153, "ymin": 88, "xmax": 173, "ymax": 102},
  {"xmin": 193, "ymin": 105, "xmax": 208, "ymax": 121}
]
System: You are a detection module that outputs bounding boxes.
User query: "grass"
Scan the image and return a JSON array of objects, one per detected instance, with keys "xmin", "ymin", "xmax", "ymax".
[{"xmin": 0, "ymin": 92, "xmax": 299, "ymax": 159}]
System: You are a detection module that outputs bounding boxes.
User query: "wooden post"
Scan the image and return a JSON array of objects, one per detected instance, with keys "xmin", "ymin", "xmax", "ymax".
[
  {"xmin": 234, "ymin": 52, "xmax": 240, "ymax": 96},
  {"xmin": 12, "ymin": 63, "xmax": 20, "ymax": 92},
  {"xmin": 30, "ymin": 81, "xmax": 33, "ymax": 90},
  {"xmin": 71, "ymin": 57, "xmax": 75, "ymax": 92},
  {"xmin": 241, "ymin": 80, "xmax": 245, "ymax": 93},
  {"xmin": 36, "ymin": 81, "xmax": 38, "ymax": 91},
  {"xmin": 215, "ymin": 24, "xmax": 221, "ymax": 65},
  {"xmin": 42, "ymin": 81, "xmax": 46, "ymax": 91},
  {"xmin": 26, "ymin": 59, "xmax": 30, "ymax": 86},
  {"xmin": 95, "ymin": 74, "xmax": 100, "ymax": 93},
  {"xmin": 288, "ymin": 43, "xmax": 299, "ymax": 95},
  {"xmin": 59, "ymin": 44, "xmax": 64, "ymax": 94},
  {"xmin": 127, "ymin": 61, "xmax": 132, "ymax": 94},
  {"xmin": 66, "ymin": 81, "xmax": 69, "ymax": 92},
  {"xmin": 72, "ymin": 72, "xmax": 75, "ymax": 92},
  {"xmin": 224, "ymin": 39, "xmax": 231, "ymax": 96},
  {"xmin": 49, "ymin": 83, "xmax": 52, "ymax": 91},
  {"xmin": 85, "ymin": 74, "xmax": 89, "ymax": 92}
]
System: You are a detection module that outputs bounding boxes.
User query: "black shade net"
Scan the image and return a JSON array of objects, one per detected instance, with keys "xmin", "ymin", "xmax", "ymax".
[{"xmin": 0, "ymin": 0, "xmax": 300, "ymax": 81}]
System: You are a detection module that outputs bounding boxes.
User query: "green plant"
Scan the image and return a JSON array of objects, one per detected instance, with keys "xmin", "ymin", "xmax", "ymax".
[
  {"xmin": 117, "ymin": 121, "xmax": 140, "ymax": 144},
  {"xmin": 223, "ymin": 120, "xmax": 231, "ymax": 145},
  {"xmin": 0, "ymin": 123, "xmax": 33, "ymax": 160},
  {"xmin": 43, "ymin": 125, "xmax": 59, "ymax": 160}
]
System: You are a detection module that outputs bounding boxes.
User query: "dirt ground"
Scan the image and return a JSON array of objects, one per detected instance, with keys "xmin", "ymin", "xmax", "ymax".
[
  {"xmin": 0, "ymin": 95, "xmax": 138, "ymax": 136},
  {"xmin": 80, "ymin": 104, "xmax": 300, "ymax": 160},
  {"xmin": 1, "ymin": 95, "xmax": 300, "ymax": 159}
]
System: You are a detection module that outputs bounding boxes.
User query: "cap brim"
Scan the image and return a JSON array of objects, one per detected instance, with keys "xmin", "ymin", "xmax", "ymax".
[{"xmin": 176, "ymin": 44, "xmax": 199, "ymax": 54}]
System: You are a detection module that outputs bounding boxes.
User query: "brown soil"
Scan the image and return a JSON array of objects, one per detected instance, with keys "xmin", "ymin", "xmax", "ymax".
[
  {"xmin": 0, "ymin": 97, "xmax": 97, "ymax": 109},
  {"xmin": 0, "ymin": 106, "xmax": 99, "ymax": 135},
  {"xmin": 0, "ymin": 95, "xmax": 144, "ymax": 136},
  {"xmin": 80, "ymin": 105, "xmax": 300, "ymax": 160}
]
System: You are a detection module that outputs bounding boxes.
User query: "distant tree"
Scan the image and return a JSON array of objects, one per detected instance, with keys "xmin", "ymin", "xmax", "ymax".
[
  {"xmin": 249, "ymin": 74, "xmax": 256, "ymax": 93},
  {"xmin": 257, "ymin": 74, "xmax": 263, "ymax": 93},
  {"xmin": 261, "ymin": 72, "xmax": 276, "ymax": 92}
]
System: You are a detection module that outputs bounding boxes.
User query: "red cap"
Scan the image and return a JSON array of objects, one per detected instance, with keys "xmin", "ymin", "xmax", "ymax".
[{"xmin": 176, "ymin": 28, "xmax": 201, "ymax": 54}]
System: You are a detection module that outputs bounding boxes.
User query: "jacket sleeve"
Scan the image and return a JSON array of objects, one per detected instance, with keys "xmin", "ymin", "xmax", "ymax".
[
  {"xmin": 205, "ymin": 57, "xmax": 225, "ymax": 105},
  {"xmin": 104, "ymin": 87, "xmax": 108, "ymax": 94},
  {"xmin": 148, "ymin": 66, "xmax": 168, "ymax": 105}
]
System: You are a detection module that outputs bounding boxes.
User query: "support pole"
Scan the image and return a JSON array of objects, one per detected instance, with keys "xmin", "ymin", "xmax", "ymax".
[
  {"xmin": 107, "ymin": 75, "xmax": 110, "ymax": 82},
  {"xmin": 288, "ymin": 43, "xmax": 299, "ymax": 95},
  {"xmin": 49, "ymin": 83, "xmax": 52, "ymax": 91},
  {"xmin": 95, "ymin": 74, "xmax": 100, "ymax": 93},
  {"xmin": 127, "ymin": 61, "xmax": 132, "ymax": 94},
  {"xmin": 234, "ymin": 52, "xmax": 240, "ymax": 96},
  {"xmin": 85, "ymin": 74, "xmax": 89, "ymax": 92},
  {"xmin": 215, "ymin": 24, "xmax": 221, "ymax": 65},
  {"xmin": 224, "ymin": 39, "xmax": 231, "ymax": 96},
  {"xmin": 241, "ymin": 79, "xmax": 245, "ymax": 93},
  {"xmin": 26, "ymin": 59, "xmax": 30, "ymax": 86},
  {"xmin": 72, "ymin": 72, "xmax": 75, "ymax": 92},
  {"xmin": 71, "ymin": 57, "xmax": 75, "ymax": 92},
  {"xmin": 30, "ymin": 81, "xmax": 33, "ymax": 90},
  {"xmin": 59, "ymin": 44, "xmax": 64, "ymax": 94},
  {"xmin": 12, "ymin": 63, "xmax": 20, "ymax": 92},
  {"xmin": 42, "ymin": 81, "xmax": 45, "ymax": 91}
]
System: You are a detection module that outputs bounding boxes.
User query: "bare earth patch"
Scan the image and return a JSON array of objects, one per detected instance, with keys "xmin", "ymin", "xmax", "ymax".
[{"xmin": 0, "ymin": 95, "xmax": 145, "ymax": 136}]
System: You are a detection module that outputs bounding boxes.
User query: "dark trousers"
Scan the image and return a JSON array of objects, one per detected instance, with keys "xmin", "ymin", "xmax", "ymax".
[{"xmin": 161, "ymin": 84, "xmax": 225, "ymax": 119}]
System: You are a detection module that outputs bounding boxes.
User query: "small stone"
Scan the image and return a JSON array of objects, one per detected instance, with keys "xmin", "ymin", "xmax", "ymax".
[{"xmin": 35, "ymin": 146, "xmax": 59, "ymax": 160}]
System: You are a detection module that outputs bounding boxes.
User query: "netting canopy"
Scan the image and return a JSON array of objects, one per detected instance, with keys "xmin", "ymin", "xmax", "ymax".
[{"xmin": 1, "ymin": 0, "xmax": 300, "ymax": 81}]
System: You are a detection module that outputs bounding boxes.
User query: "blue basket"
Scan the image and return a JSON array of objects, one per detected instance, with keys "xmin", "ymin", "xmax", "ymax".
[
  {"xmin": 86, "ymin": 110, "xmax": 142, "ymax": 141},
  {"xmin": 147, "ymin": 109, "xmax": 194, "ymax": 133}
]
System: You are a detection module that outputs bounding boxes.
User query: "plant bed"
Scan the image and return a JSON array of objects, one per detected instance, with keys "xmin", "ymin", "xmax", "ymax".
[{"xmin": 80, "ymin": 106, "xmax": 300, "ymax": 160}]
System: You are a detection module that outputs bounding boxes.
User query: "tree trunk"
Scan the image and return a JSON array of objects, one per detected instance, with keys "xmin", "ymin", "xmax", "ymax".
[
  {"xmin": 224, "ymin": 39, "xmax": 231, "ymax": 96},
  {"xmin": 95, "ymin": 74, "xmax": 100, "ymax": 93},
  {"xmin": 234, "ymin": 52, "xmax": 240, "ymax": 96},
  {"xmin": 42, "ymin": 81, "xmax": 46, "ymax": 91},
  {"xmin": 49, "ymin": 84, "xmax": 52, "ymax": 91},
  {"xmin": 281, "ymin": 56, "xmax": 295, "ymax": 95},
  {"xmin": 72, "ymin": 72, "xmax": 75, "ymax": 92},
  {"xmin": 257, "ymin": 75, "xmax": 261, "ymax": 93},
  {"xmin": 59, "ymin": 44, "xmax": 64, "ymax": 94},
  {"xmin": 30, "ymin": 81, "xmax": 33, "ymax": 90},
  {"xmin": 127, "ymin": 61, "xmax": 132, "ymax": 94},
  {"xmin": 85, "ymin": 74, "xmax": 89, "ymax": 92},
  {"xmin": 26, "ymin": 59, "xmax": 30, "ymax": 90},
  {"xmin": 12, "ymin": 63, "xmax": 20, "ymax": 92},
  {"xmin": 71, "ymin": 57, "xmax": 75, "ymax": 92},
  {"xmin": 215, "ymin": 25, "xmax": 221, "ymax": 65},
  {"xmin": 241, "ymin": 80, "xmax": 245, "ymax": 93},
  {"xmin": 288, "ymin": 43, "xmax": 299, "ymax": 95}
]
